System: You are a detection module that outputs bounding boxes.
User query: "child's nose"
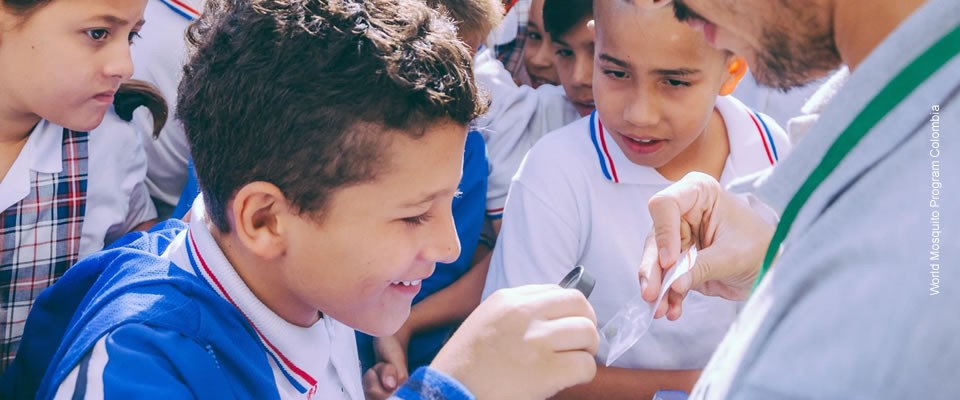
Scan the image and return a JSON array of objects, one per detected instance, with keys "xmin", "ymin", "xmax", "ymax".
[
  {"xmin": 104, "ymin": 42, "xmax": 135, "ymax": 80},
  {"xmin": 573, "ymin": 58, "xmax": 593, "ymax": 88},
  {"xmin": 625, "ymin": 90, "xmax": 661, "ymax": 127},
  {"xmin": 531, "ymin": 42, "xmax": 555, "ymax": 68},
  {"xmin": 425, "ymin": 213, "xmax": 462, "ymax": 264}
]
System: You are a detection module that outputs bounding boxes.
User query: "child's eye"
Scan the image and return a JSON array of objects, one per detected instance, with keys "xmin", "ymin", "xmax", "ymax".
[
  {"xmin": 555, "ymin": 48, "xmax": 573, "ymax": 58},
  {"xmin": 526, "ymin": 31, "xmax": 543, "ymax": 41},
  {"xmin": 402, "ymin": 213, "xmax": 432, "ymax": 226},
  {"xmin": 86, "ymin": 29, "xmax": 109, "ymax": 41},
  {"xmin": 128, "ymin": 31, "xmax": 142, "ymax": 44},
  {"xmin": 604, "ymin": 69, "xmax": 628, "ymax": 79},
  {"xmin": 665, "ymin": 79, "xmax": 691, "ymax": 87}
]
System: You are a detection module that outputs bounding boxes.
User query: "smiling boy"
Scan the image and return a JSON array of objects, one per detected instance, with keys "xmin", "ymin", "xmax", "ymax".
[{"xmin": 3, "ymin": 0, "xmax": 600, "ymax": 398}]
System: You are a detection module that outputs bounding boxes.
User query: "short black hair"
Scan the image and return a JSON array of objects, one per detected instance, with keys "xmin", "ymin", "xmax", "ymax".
[
  {"xmin": 178, "ymin": 0, "xmax": 486, "ymax": 232},
  {"xmin": 543, "ymin": 0, "xmax": 593, "ymax": 39}
]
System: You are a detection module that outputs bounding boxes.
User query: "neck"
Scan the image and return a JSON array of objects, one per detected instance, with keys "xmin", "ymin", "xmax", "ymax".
[
  {"xmin": 207, "ymin": 220, "xmax": 321, "ymax": 328},
  {"xmin": 834, "ymin": 0, "xmax": 927, "ymax": 70},
  {"xmin": 0, "ymin": 107, "xmax": 41, "ymax": 144}
]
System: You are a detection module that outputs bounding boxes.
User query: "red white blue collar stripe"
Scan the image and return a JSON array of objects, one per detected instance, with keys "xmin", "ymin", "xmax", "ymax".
[
  {"xmin": 589, "ymin": 107, "xmax": 780, "ymax": 183},
  {"xmin": 160, "ymin": 0, "xmax": 201, "ymax": 21},
  {"xmin": 748, "ymin": 110, "xmax": 779, "ymax": 165},
  {"xmin": 589, "ymin": 110, "xmax": 621, "ymax": 183},
  {"xmin": 185, "ymin": 230, "xmax": 317, "ymax": 394}
]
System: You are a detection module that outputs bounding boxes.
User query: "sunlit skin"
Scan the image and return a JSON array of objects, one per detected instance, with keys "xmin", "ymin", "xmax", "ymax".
[
  {"xmin": 214, "ymin": 120, "xmax": 466, "ymax": 335},
  {"xmin": 553, "ymin": 17, "xmax": 596, "ymax": 117},
  {"xmin": 523, "ymin": 0, "xmax": 561, "ymax": 87},
  {"xmin": 632, "ymin": 0, "xmax": 927, "ymax": 90},
  {"xmin": 0, "ymin": 0, "xmax": 145, "ymax": 141},
  {"xmin": 0, "ymin": 0, "xmax": 145, "ymax": 181},
  {"xmin": 593, "ymin": 5, "xmax": 743, "ymax": 181}
]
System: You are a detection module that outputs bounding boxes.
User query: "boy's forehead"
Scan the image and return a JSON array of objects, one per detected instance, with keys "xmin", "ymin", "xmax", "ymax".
[{"xmin": 595, "ymin": 4, "xmax": 716, "ymax": 68}]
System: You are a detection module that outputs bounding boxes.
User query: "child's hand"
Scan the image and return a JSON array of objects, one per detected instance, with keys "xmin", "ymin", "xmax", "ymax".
[
  {"xmin": 362, "ymin": 362, "xmax": 402, "ymax": 400},
  {"xmin": 430, "ymin": 284, "xmax": 599, "ymax": 400},
  {"xmin": 373, "ymin": 333, "xmax": 410, "ymax": 384}
]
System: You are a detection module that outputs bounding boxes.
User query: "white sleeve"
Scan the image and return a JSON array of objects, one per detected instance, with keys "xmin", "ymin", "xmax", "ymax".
[
  {"xmin": 473, "ymin": 50, "xmax": 577, "ymax": 217},
  {"xmin": 130, "ymin": 0, "xmax": 194, "ymax": 208},
  {"xmin": 114, "ymin": 115, "xmax": 158, "ymax": 235},
  {"xmin": 80, "ymin": 113, "xmax": 158, "ymax": 257}
]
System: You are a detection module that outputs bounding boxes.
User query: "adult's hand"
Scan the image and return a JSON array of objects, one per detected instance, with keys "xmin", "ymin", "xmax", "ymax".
[{"xmin": 638, "ymin": 172, "xmax": 775, "ymax": 320}]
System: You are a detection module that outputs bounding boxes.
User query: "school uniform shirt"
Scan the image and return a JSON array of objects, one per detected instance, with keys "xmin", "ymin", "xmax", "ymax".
[
  {"xmin": 472, "ymin": 48, "xmax": 580, "ymax": 219},
  {"xmin": 131, "ymin": 0, "xmax": 204, "ymax": 211},
  {"xmin": 0, "ymin": 112, "xmax": 155, "ymax": 368},
  {"xmin": 732, "ymin": 70, "xmax": 833, "ymax": 129},
  {"xmin": 691, "ymin": 0, "xmax": 960, "ymax": 397},
  {"xmin": 50, "ymin": 197, "xmax": 364, "ymax": 399},
  {"xmin": 483, "ymin": 95, "xmax": 791, "ymax": 370}
]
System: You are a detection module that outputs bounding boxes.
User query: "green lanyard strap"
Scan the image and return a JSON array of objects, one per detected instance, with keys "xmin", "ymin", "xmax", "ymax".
[{"xmin": 754, "ymin": 24, "xmax": 960, "ymax": 289}]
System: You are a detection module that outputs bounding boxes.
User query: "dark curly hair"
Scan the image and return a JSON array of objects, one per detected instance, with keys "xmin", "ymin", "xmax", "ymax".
[{"xmin": 177, "ymin": 0, "xmax": 487, "ymax": 232}]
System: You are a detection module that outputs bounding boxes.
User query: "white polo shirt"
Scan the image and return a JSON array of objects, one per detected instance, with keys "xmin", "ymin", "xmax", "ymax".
[
  {"xmin": 483, "ymin": 95, "xmax": 791, "ymax": 370},
  {"xmin": 0, "ymin": 112, "xmax": 157, "ymax": 258},
  {"xmin": 472, "ymin": 48, "xmax": 580, "ymax": 218},
  {"xmin": 169, "ymin": 200, "xmax": 363, "ymax": 399},
  {"xmin": 131, "ymin": 0, "xmax": 204, "ymax": 209}
]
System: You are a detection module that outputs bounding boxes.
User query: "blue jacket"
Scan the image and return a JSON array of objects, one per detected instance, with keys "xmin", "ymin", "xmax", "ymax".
[{"xmin": 1, "ymin": 221, "xmax": 473, "ymax": 399}]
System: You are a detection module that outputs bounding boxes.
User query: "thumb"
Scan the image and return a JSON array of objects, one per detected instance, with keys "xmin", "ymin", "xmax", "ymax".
[{"xmin": 378, "ymin": 363, "xmax": 400, "ymax": 390}]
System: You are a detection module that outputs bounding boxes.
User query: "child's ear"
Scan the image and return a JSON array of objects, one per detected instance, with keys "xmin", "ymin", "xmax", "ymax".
[
  {"xmin": 230, "ymin": 182, "xmax": 288, "ymax": 260},
  {"xmin": 719, "ymin": 55, "xmax": 748, "ymax": 96}
]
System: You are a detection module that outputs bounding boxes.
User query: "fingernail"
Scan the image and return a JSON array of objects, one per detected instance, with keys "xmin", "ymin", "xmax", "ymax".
[
  {"xmin": 640, "ymin": 276, "xmax": 648, "ymax": 293},
  {"xmin": 385, "ymin": 376, "xmax": 396, "ymax": 389}
]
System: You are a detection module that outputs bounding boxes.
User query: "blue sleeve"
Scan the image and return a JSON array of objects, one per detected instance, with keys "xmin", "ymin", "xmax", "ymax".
[
  {"xmin": 171, "ymin": 159, "xmax": 199, "ymax": 219},
  {"xmin": 390, "ymin": 367, "xmax": 475, "ymax": 400},
  {"xmin": 448, "ymin": 131, "xmax": 488, "ymax": 270},
  {"xmin": 414, "ymin": 130, "xmax": 488, "ymax": 304},
  {"xmin": 1, "ymin": 222, "xmax": 188, "ymax": 399},
  {"xmin": 55, "ymin": 324, "xmax": 230, "ymax": 400}
]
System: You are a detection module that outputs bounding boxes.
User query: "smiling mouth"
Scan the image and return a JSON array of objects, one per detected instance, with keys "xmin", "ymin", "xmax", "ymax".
[{"xmin": 391, "ymin": 280, "xmax": 422, "ymax": 286}]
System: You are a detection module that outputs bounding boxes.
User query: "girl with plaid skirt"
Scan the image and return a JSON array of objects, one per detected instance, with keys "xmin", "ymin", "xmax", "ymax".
[{"xmin": 0, "ymin": 0, "xmax": 164, "ymax": 371}]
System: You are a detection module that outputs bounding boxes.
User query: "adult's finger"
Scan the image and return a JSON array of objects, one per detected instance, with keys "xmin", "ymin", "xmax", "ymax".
[
  {"xmin": 647, "ymin": 172, "xmax": 720, "ymax": 271},
  {"xmin": 638, "ymin": 234, "xmax": 663, "ymax": 303}
]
